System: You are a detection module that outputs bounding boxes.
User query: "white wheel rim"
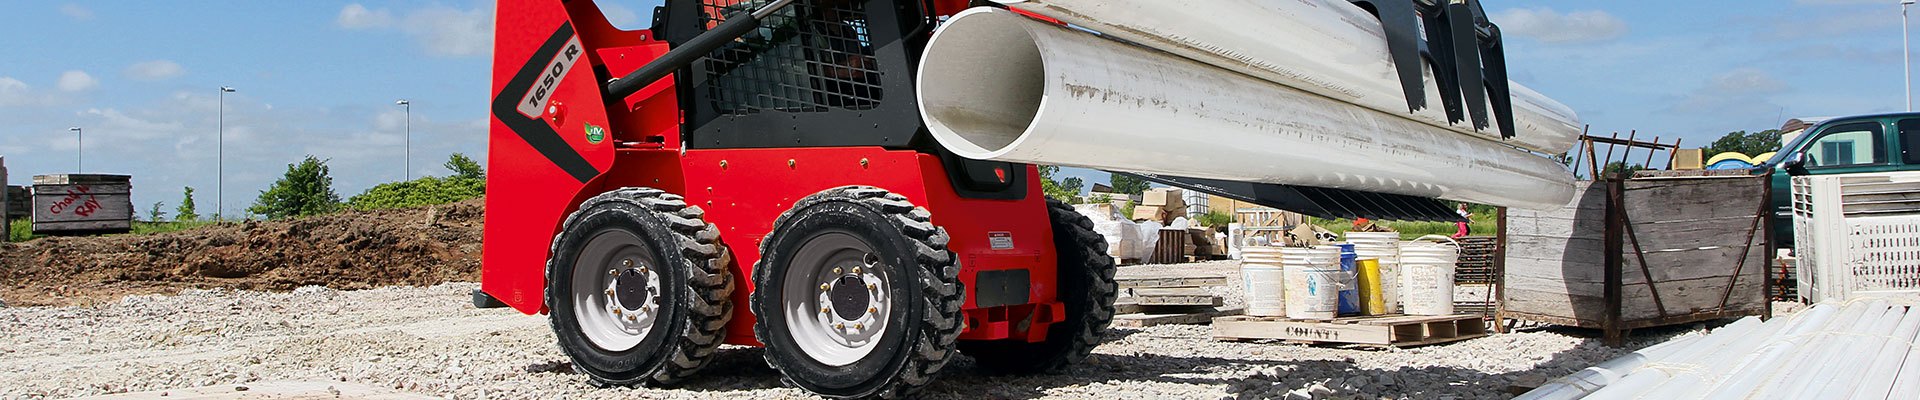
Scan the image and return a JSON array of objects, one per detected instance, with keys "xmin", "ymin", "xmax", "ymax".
[
  {"xmin": 571, "ymin": 229, "xmax": 664, "ymax": 352},
  {"xmin": 782, "ymin": 231, "xmax": 891, "ymax": 367}
]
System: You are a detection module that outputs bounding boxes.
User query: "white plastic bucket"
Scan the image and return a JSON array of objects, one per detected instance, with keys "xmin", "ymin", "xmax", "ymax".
[
  {"xmin": 1281, "ymin": 247, "xmax": 1342, "ymax": 320},
  {"xmin": 1399, "ymin": 235, "xmax": 1459, "ymax": 316},
  {"xmin": 1241, "ymin": 246, "xmax": 1287, "ymax": 317}
]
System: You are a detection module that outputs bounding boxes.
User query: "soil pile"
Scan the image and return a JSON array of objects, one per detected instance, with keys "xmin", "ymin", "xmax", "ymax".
[{"xmin": 0, "ymin": 199, "xmax": 484, "ymax": 306}]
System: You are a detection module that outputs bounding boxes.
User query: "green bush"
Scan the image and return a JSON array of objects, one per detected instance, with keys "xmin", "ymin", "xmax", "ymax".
[
  {"xmin": 347, "ymin": 176, "xmax": 486, "ymax": 211},
  {"xmin": 250, "ymin": 155, "xmax": 342, "ymax": 220}
]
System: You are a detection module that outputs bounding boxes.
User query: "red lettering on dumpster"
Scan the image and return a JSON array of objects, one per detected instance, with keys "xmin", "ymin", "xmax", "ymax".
[{"xmin": 46, "ymin": 185, "xmax": 101, "ymax": 217}]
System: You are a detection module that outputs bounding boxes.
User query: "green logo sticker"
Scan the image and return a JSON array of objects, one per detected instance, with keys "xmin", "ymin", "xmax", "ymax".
[{"xmin": 584, "ymin": 123, "xmax": 606, "ymax": 144}]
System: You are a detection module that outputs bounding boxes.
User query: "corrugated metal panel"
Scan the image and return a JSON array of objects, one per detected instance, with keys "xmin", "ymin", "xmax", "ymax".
[{"xmin": 1521, "ymin": 301, "xmax": 1920, "ymax": 399}]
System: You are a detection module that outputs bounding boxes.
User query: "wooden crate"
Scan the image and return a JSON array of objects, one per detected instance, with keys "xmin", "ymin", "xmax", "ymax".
[
  {"xmin": 4, "ymin": 186, "xmax": 26, "ymax": 220},
  {"xmin": 1212, "ymin": 314, "xmax": 1489, "ymax": 347},
  {"xmin": 31, "ymin": 174, "xmax": 134, "ymax": 234},
  {"xmin": 1, "ymin": 156, "xmax": 8, "ymax": 240},
  {"xmin": 1503, "ymin": 177, "xmax": 1771, "ymax": 344},
  {"xmin": 1149, "ymin": 229, "xmax": 1188, "ymax": 264}
]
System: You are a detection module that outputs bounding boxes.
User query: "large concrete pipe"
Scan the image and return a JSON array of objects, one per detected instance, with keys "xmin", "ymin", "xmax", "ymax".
[
  {"xmin": 918, "ymin": 8, "xmax": 1575, "ymax": 209},
  {"xmin": 990, "ymin": 0, "xmax": 1582, "ymax": 154}
]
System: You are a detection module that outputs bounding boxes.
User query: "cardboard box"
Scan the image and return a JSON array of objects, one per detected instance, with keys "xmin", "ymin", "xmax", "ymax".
[
  {"xmin": 1132, "ymin": 205, "xmax": 1165, "ymax": 222},
  {"xmin": 1672, "ymin": 149, "xmax": 1705, "ymax": 170},
  {"xmin": 1142, "ymin": 188, "xmax": 1187, "ymax": 209}
]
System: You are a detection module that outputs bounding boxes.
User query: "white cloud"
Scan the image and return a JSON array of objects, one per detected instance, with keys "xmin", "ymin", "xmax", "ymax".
[
  {"xmin": 339, "ymin": 4, "xmax": 493, "ymax": 57},
  {"xmin": 600, "ymin": 3, "xmax": 642, "ymax": 28},
  {"xmin": 0, "ymin": 77, "xmax": 36, "ymax": 106},
  {"xmin": 336, "ymin": 4, "xmax": 394, "ymax": 29},
  {"xmin": 403, "ymin": 5, "xmax": 494, "ymax": 57},
  {"xmin": 1707, "ymin": 68, "xmax": 1790, "ymax": 96},
  {"xmin": 56, "ymin": 70, "xmax": 97, "ymax": 92},
  {"xmin": 1672, "ymin": 68, "xmax": 1791, "ymax": 116},
  {"xmin": 1495, "ymin": 8, "xmax": 1628, "ymax": 45},
  {"xmin": 59, "ymin": 4, "xmax": 93, "ymax": 21},
  {"xmin": 124, "ymin": 60, "xmax": 185, "ymax": 81}
]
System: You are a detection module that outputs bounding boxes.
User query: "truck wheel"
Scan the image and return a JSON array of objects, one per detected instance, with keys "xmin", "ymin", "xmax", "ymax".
[
  {"xmin": 546, "ymin": 188, "xmax": 733, "ymax": 387},
  {"xmin": 959, "ymin": 198, "xmax": 1117, "ymax": 374},
  {"xmin": 752, "ymin": 186, "xmax": 964, "ymax": 399}
]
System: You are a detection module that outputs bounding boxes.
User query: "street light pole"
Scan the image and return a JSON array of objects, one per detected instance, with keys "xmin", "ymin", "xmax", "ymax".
[
  {"xmin": 1907, "ymin": 0, "xmax": 1915, "ymax": 111},
  {"xmin": 68, "ymin": 127, "xmax": 82, "ymax": 172},
  {"xmin": 219, "ymin": 86, "xmax": 235, "ymax": 220},
  {"xmin": 396, "ymin": 99, "xmax": 411, "ymax": 180}
]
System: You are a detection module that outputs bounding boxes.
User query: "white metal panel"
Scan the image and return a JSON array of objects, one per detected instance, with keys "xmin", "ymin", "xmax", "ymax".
[
  {"xmin": 1795, "ymin": 172, "xmax": 1920, "ymax": 303},
  {"xmin": 917, "ymin": 8, "xmax": 1576, "ymax": 210}
]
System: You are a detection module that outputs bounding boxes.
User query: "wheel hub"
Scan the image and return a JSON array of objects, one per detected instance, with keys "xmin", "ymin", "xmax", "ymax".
[
  {"xmin": 614, "ymin": 267, "xmax": 654, "ymax": 311},
  {"xmin": 828, "ymin": 275, "xmax": 869, "ymax": 320},
  {"xmin": 571, "ymin": 230, "xmax": 664, "ymax": 352},
  {"xmin": 783, "ymin": 232, "xmax": 892, "ymax": 367}
]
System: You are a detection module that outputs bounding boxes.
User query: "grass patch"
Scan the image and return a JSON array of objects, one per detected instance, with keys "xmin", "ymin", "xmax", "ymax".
[
  {"xmin": 132, "ymin": 220, "xmax": 221, "ymax": 235},
  {"xmin": 7, "ymin": 219, "xmax": 222, "ymax": 243},
  {"xmin": 1313, "ymin": 214, "xmax": 1499, "ymax": 241}
]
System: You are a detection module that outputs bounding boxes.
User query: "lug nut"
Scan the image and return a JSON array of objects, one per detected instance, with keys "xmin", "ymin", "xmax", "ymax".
[
  {"xmin": 833, "ymin": 267, "xmax": 842, "ymax": 274},
  {"xmin": 852, "ymin": 267, "xmax": 861, "ymax": 274},
  {"xmin": 821, "ymin": 307, "xmax": 832, "ymax": 314},
  {"xmin": 868, "ymin": 307, "xmax": 878, "ymax": 314},
  {"xmin": 628, "ymin": 315, "xmax": 638, "ymax": 322},
  {"xmin": 614, "ymin": 308, "xmax": 624, "ymax": 316},
  {"xmin": 609, "ymin": 269, "xmax": 620, "ymax": 276},
  {"xmin": 605, "ymin": 289, "xmax": 616, "ymax": 297},
  {"xmin": 855, "ymin": 323, "xmax": 865, "ymax": 330},
  {"xmin": 834, "ymin": 323, "xmax": 845, "ymax": 330},
  {"xmin": 820, "ymin": 283, "xmax": 831, "ymax": 292},
  {"xmin": 623, "ymin": 259, "xmax": 634, "ymax": 267},
  {"xmin": 867, "ymin": 283, "xmax": 877, "ymax": 290},
  {"xmin": 639, "ymin": 266, "xmax": 648, "ymax": 274}
]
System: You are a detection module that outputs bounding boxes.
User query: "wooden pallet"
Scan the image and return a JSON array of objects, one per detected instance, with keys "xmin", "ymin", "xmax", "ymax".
[
  {"xmin": 1112, "ymin": 301, "xmax": 1244, "ymax": 328},
  {"xmin": 1211, "ymin": 314, "xmax": 1488, "ymax": 347},
  {"xmin": 1124, "ymin": 287, "xmax": 1222, "ymax": 306},
  {"xmin": 1116, "ymin": 274, "xmax": 1229, "ymax": 289}
]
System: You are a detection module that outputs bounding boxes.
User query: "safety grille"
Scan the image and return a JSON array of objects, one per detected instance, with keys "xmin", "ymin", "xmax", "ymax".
[{"xmin": 700, "ymin": 0, "xmax": 884, "ymax": 114}]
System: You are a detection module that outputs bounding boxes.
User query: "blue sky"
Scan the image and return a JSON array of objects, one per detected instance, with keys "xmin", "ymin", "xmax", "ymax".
[{"xmin": 0, "ymin": 1, "xmax": 1912, "ymax": 216}]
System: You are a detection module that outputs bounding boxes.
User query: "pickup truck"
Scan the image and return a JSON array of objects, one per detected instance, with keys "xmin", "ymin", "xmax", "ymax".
[{"xmin": 1764, "ymin": 113, "xmax": 1920, "ymax": 249}]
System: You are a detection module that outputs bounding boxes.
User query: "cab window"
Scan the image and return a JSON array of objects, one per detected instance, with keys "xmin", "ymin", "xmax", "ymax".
[
  {"xmin": 1901, "ymin": 119, "xmax": 1920, "ymax": 164},
  {"xmin": 1805, "ymin": 122, "xmax": 1885, "ymax": 168}
]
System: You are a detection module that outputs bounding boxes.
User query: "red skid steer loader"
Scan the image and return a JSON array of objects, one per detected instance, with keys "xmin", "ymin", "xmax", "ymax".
[
  {"xmin": 480, "ymin": 1, "xmax": 1113, "ymax": 398},
  {"xmin": 479, "ymin": 0, "xmax": 1492, "ymax": 398}
]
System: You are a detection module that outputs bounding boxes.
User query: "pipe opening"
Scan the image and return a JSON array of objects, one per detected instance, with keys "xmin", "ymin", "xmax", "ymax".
[{"xmin": 917, "ymin": 10, "xmax": 1046, "ymax": 158}]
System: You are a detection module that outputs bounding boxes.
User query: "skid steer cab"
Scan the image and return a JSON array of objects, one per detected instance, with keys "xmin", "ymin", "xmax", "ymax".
[{"xmin": 479, "ymin": 0, "xmax": 1116, "ymax": 398}]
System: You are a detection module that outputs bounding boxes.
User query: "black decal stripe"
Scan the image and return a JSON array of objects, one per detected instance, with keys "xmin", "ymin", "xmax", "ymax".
[{"xmin": 492, "ymin": 22, "xmax": 600, "ymax": 183}]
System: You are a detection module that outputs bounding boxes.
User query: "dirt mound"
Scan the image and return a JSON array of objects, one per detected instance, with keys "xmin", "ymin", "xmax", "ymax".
[{"xmin": 0, "ymin": 199, "xmax": 485, "ymax": 306}]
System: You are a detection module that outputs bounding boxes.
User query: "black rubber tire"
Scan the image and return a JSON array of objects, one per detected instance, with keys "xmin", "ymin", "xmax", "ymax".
[
  {"xmin": 958, "ymin": 198, "xmax": 1118, "ymax": 374},
  {"xmin": 545, "ymin": 188, "xmax": 734, "ymax": 387},
  {"xmin": 751, "ymin": 186, "xmax": 964, "ymax": 399}
]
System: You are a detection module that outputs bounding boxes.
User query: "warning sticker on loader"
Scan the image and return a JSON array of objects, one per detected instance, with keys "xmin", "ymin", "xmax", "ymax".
[{"xmin": 988, "ymin": 232, "xmax": 1014, "ymax": 250}]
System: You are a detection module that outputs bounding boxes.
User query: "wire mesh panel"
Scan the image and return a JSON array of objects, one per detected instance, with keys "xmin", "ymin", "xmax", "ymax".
[{"xmin": 699, "ymin": 0, "xmax": 884, "ymax": 114}]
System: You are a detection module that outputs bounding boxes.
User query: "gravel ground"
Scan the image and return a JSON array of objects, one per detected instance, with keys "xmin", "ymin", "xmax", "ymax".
[{"xmin": 1, "ymin": 261, "xmax": 1714, "ymax": 400}]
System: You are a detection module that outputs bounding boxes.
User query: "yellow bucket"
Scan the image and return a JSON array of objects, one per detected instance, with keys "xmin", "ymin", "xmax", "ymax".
[{"xmin": 1357, "ymin": 258, "xmax": 1386, "ymax": 316}]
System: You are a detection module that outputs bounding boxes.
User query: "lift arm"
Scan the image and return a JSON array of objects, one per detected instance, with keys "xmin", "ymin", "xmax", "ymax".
[{"xmin": 604, "ymin": 0, "xmax": 796, "ymax": 99}]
